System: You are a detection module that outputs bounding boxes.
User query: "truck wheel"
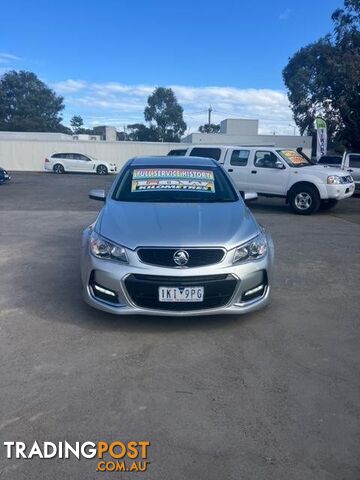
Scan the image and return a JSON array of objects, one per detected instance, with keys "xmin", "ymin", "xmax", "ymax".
[
  {"xmin": 96, "ymin": 165, "xmax": 108, "ymax": 175},
  {"xmin": 53, "ymin": 164, "xmax": 65, "ymax": 174},
  {"xmin": 320, "ymin": 199, "xmax": 338, "ymax": 210},
  {"xmin": 289, "ymin": 185, "xmax": 320, "ymax": 215}
]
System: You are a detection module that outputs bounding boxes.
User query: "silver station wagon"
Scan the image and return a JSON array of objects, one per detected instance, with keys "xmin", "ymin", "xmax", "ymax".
[{"xmin": 81, "ymin": 156, "xmax": 274, "ymax": 316}]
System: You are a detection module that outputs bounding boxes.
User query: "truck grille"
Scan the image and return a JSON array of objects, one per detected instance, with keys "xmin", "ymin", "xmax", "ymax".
[
  {"xmin": 124, "ymin": 274, "xmax": 237, "ymax": 311},
  {"xmin": 137, "ymin": 248, "xmax": 225, "ymax": 267}
]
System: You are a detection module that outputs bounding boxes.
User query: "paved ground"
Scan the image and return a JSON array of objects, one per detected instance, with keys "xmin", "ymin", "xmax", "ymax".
[{"xmin": 0, "ymin": 172, "xmax": 359, "ymax": 479}]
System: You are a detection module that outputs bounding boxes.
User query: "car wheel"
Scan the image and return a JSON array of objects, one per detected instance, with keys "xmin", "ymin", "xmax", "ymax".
[
  {"xmin": 53, "ymin": 164, "xmax": 65, "ymax": 174},
  {"xmin": 96, "ymin": 165, "xmax": 108, "ymax": 175},
  {"xmin": 289, "ymin": 185, "xmax": 320, "ymax": 215},
  {"xmin": 320, "ymin": 199, "xmax": 338, "ymax": 210}
]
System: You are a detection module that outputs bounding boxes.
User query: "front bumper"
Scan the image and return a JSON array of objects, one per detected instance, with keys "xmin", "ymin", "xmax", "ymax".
[
  {"xmin": 326, "ymin": 182, "xmax": 355, "ymax": 200},
  {"xmin": 81, "ymin": 229, "xmax": 274, "ymax": 316}
]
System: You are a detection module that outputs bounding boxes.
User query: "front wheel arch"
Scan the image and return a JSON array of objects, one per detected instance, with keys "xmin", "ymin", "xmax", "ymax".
[{"xmin": 287, "ymin": 182, "xmax": 321, "ymax": 215}]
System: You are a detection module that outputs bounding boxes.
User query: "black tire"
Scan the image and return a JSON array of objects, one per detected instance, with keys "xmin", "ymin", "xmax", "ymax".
[
  {"xmin": 96, "ymin": 164, "xmax": 108, "ymax": 175},
  {"xmin": 289, "ymin": 184, "xmax": 320, "ymax": 215},
  {"xmin": 53, "ymin": 164, "xmax": 65, "ymax": 174},
  {"xmin": 320, "ymin": 199, "xmax": 338, "ymax": 210}
]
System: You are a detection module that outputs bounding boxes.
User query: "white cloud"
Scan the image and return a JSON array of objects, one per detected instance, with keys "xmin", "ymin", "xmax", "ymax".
[
  {"xmin": 55, "ymin": 80, "xmax": 295, "ymax": 135},
  {"xmin": 0, "ymin": 53, "xmax": 20, "ymax": 64},
  {"xmin": 53, "ymin": 79, "xmax": 88, "ymax": 93}
]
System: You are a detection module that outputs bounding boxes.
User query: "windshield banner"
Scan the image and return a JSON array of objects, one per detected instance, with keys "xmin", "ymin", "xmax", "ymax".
[{"xmin": 131, "ymin": 169, "xmax": 215, "ymax": 193}]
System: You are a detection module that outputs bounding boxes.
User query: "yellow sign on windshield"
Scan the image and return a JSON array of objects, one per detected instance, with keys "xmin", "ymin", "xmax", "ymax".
[{"xmin": 280, "ymin": 150, "xmax": 306, "ymax": 165}]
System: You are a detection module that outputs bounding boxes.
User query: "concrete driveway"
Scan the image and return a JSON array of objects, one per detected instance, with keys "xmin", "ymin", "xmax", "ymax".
[{"xmin": 0, "ymin": 173, "xmax": 359, "ymax": 479}]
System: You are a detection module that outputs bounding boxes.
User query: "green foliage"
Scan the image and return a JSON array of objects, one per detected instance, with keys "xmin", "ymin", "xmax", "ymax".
[
  {"xmin": 127, "ymin": 123, "xmax": 159, "ymax": 142},
  {"xmin": 0, "ymin": 70, "xmax": 67, "ymax": 132},
  {"xmin": 198, "ymin": 123, "xmax": 220, "ymax": 133},
  {"xmin": 283, "ymin": 1, "xmax": 360, "ymax": 149},
  {"xmin": 144, "ymin": 87, "xmax": 187, "ymax": 142},
  {"xmin": 70, "ymin": 115, "xmax": 95, "ymax": 135},
  {"xmin": 127, "ymin": 88, "xmax": 186, "ymax": 142},
  {"xmin": 70, "ymin": 115, "xmax": 84, "ymax": 133}
]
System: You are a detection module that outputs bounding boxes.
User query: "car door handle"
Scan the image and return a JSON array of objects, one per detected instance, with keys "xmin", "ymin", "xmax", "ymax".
[
  {"xmin": 347, "ymin": 169, "xmax": 353, "ymax": 172},
  {"xmin": 228, "ymin": 168, "xmax": 233, "ymax": 172},
  {"xmin": 251, "ymin": 170, "xmax": 257, "ymax": 174}
]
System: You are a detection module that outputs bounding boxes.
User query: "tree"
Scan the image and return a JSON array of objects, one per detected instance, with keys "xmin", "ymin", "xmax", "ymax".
[
  {"xmin": 0, "ymin": 70, "xmax": 67, "ymax": 132},
  {"xmin": 198, "ymin": 123, "xmax": 220, "ymax": 133},
  {"xmin": 70, "ymin": 115, "xmax": 84, "ymax": 133},
  {"xmin": 144, "ymin": 87, "xmax": 186, "ymax": 142},
  {"xmin": 127, "ymin": 123, "xmax": 159, "ymax": 142},
  {"xmin": 283, "ymin": 1, "xmax": 360, "ymax": 149}
]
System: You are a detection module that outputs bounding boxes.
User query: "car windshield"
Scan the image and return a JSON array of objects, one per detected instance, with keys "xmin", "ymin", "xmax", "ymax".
[
  {"xmin": 112, "ymin": 165, "xmax": 238, "ymax": 203},
  {"xmin": 277, "ymin": 149, "xmax": 312, "ymax": 167}
]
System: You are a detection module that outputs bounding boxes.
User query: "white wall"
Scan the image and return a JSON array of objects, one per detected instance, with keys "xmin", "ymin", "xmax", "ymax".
[
  {"xmin": 0, "ymin": 139, "xmax": 186, "ymax": 171},
  {"xmin": 220, "ymin": 119, "xmax": 259, "ymax": 135}
]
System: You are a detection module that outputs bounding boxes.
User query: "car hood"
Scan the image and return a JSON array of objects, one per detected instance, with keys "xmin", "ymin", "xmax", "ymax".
[
  {"xmin": 297, "ymin": 165, "xmax": 345, "ymax": 176},
  {"xmin": 97, "ymin": 200, "xmax": 259, "ymax": 250}
]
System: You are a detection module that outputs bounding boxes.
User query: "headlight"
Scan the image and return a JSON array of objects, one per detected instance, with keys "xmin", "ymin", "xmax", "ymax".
[
  {"xmin": 327, "ymin": 175, "xmax": 341, "ymax": 185},
  {"xmin": 89, "ymin": 231, "xmax": 128, "ymax": 263},
  {"xmin": 233, "ymin": 233, "xmax": 267, "ymax": 263}
]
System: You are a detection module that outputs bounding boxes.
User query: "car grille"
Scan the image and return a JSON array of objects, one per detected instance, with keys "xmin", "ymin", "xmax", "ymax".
[
  {"xmin": 124, "ymin": 274, "xmax": 237, "ymax": 311},
  {"xmin": 137, "ymin": 248, "xmax": 225, "ymax": 267},
  {"xmin": 341, "ymin": 175, "xmax": 353, "ymax": 183}
]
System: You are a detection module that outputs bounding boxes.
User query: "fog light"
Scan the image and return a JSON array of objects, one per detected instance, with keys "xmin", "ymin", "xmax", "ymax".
[
  {"xmin": 242, "ymin": 284, "xmax": 265, "ymax": 302},
  {"xmin": 94, "ymin": 284, "xmax": 116, "ymax": 296},
  {"xmin": 90, "ymin": 273, "xmax": 119, "ymax": 304}
]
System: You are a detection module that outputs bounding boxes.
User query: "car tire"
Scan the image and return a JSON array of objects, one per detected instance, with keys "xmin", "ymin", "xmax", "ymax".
[
  {"xmin": 289, "ymin": 185, "xmax": 320, "ymax": 215},
  {"xmin": 53, "ymin": 164, "xmax": 65, "ymax": 174},
  {"xmin": 96, "ymin": 165, "xmax": 108, "ymax": 175},
  {"xmin": 320, "ymin": 199, "xmax": 338, "ymax": 210}
]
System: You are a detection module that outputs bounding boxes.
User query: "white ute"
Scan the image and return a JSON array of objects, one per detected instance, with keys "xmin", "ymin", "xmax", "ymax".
[
  {"xmin": 340, "ymin": 152, "xmax": 360, "ymax": 193},
  {"xmin": 172, "ymin": 145, "xmax": 355, "ymax": 215}
]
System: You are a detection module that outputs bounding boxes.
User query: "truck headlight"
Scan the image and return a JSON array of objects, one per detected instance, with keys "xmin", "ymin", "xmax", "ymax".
[
  {"xmin": 327, "ymin": 175, "xmax": 341, "ymax": 185},
  {"xmin": 89, "ymin": 231, "xmax": 128, "ymax": 263},
  {"xmin": 233, "ymin": 233, "xmax": 267, "ymax": 263}
]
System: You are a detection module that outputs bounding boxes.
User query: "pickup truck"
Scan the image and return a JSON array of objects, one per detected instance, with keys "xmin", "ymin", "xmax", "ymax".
[
  {"xmin": 168, "ymin": 145, "xmax": 355, "ymax": 214},
  {"xmin": 340, "ymin": 152, "xmax": 360, "ymax": 193}
]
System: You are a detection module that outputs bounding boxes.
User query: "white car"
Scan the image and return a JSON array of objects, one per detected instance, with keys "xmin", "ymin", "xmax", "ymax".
[
  {"xmin": 176, "ymin": 145, "xmax": 355, "ymax": 214},
  {"xmin": 44, "ymin": 152, "xmax": 117, "ymax": 175}
]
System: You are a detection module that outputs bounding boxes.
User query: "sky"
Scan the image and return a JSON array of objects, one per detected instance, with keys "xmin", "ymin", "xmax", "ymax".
[{"xmin": 0, "ymin": 0, "xmax": 343, "ymax": 135}]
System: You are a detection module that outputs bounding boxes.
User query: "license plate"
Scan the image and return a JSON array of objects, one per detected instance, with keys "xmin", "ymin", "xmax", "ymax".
[{"xmin": 158, "ymin": 286, "xmax": 204, "ymax": 302}]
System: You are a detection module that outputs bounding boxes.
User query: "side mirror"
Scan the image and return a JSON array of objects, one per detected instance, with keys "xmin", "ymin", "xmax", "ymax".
[
  {"xmin": 275, "ymin": 161, "xmax": 285, "ymax": 169},
  {"xmin": 244, "ymin": 192, "xmax": 258, "ymax": 202},
  {"xmin": 89, "ymin": 189, "xmax": 106, "ymax": 201}
]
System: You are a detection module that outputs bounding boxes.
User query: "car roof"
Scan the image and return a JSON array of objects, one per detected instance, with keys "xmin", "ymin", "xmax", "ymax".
[
  {"xmin": 130, "ymin": 156, "xmax": 218, "ymax": 167},
  {"xmin": 186, "ymin": 144, "xmax": 278, "ymax": 149}
]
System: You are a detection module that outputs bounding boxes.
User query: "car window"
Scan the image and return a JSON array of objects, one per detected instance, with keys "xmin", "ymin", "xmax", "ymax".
[
  {"xmin": 230, "ymin": 150, "xmax": 249, "ymax": 167},
  {"xmin": 254, "ymin": 151, "xmax": 280, "ymax": 168},
  {"xmin": 168, "ymin": 149, "xmax": 187, "ymax": 156},
  {"xmin": 349, "ymin": 155, "xmax": 360, "ymax": 168},
  {"xmin": 52, "ymin": 153, "xmax": 63, "ymax": 159},
  {"xmin": 277, "ymin": 149, "xmax": 310, "ymax": 167},
  {"xmin": 189, "ymin": 147, "xmax": 221, "ymax": 161},
  {"xmin": 319, "ymin": 156, "xmax": 342, "ymax": 165},
  {"xmin": 112, "ymin": 165, "xmax": 238, "ymax": 203}
]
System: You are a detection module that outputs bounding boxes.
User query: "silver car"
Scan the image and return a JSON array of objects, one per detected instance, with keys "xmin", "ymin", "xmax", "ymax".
[{"xmin": 81, "ymin": 156, "xmax": 274, "ymax": 316}]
